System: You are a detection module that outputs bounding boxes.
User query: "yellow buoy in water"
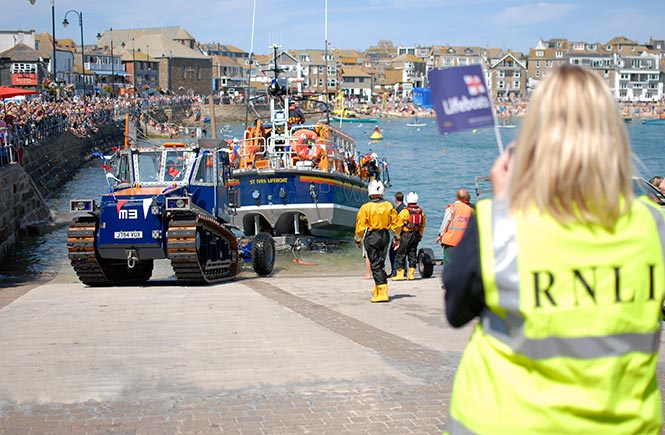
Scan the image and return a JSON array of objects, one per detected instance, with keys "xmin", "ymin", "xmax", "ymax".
[{"xmin": 370, "ymin": 128, "xmax": 383, "ymax": 141}]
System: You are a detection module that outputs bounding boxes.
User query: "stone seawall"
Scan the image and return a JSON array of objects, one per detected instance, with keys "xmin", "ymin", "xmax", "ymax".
[
  {"xmin": 0, "ymin": 166, "xmax": 51, "ymax": 259},
  {"xmin": 0, "ymin": 123, "xmax": 125, "ymax": 260}
]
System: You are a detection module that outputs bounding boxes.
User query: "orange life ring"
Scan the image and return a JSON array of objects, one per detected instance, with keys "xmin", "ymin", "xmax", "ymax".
[{"xmin": 292, "ymin": 129, "xmax": 322, "ymax": 161}]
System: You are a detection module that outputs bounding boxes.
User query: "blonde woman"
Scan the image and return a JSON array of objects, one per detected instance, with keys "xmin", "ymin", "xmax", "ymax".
[{"xmin": 443, "ymin": 65, "xmax": 665, "ymax": 434}]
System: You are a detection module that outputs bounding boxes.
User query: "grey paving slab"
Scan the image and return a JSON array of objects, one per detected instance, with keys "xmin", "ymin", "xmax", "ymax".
[{"xmin": 0, "ymin": 262, "xmax": 663, "ymax": 434}]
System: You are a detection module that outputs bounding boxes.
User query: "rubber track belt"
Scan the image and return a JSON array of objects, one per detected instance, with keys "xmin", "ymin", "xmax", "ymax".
[
  {"xmin": 67, "ymin": 216, "xmax": 110, "ymax": 286},
  {"xmin": 167, "ymin": 212, "xmax": 239, "ymax": 284}
]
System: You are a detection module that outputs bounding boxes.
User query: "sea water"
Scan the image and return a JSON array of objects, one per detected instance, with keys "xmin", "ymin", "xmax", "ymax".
[{"xmin": 1, "ymin": 119, "xmax": 664, "ymax": 283}]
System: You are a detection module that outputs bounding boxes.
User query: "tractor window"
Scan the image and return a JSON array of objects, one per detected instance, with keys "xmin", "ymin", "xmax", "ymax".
[
  {"xmin": 137, "ymin": 152, "xmax": 161, "ymax": 182},
  {"xmin": 116, "ymin": 154, "xmax": 131, "ymax": 184},
  {"xmin": 194, "ymin": 151, "xmax": 215, "ymax": 184},
  {"xmin": 165, "ymin": 151, "xmax": 186, "ymax": 181}
]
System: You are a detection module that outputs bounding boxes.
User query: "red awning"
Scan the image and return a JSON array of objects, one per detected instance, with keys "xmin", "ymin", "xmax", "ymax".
[{"xmin": 0, "ymin": 86, "xmax": 38, "ymax": 99}]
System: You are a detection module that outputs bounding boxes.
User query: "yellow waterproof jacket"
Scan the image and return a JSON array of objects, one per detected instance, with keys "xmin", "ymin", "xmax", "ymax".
[
  {"xmin": 447, "ymin": 197, "xmax": 665, "ymax": 435},
  {"xmin": 354, "ymin": 198, "xmax": 401, "ymax": 243}
]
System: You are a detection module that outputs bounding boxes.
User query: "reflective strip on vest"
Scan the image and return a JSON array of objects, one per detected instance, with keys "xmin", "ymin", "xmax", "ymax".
[
  {"xmin": 480, "ymin": 198, "xmax": 665, "ymax": 360},
  {"xmin": 447, "ymin": 415, "xmax": 481, "ymax": 435}
]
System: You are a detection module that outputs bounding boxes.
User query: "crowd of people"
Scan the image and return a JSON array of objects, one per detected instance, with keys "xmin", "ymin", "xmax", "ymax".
[{"xmin": 0, "ymin": 94, "xmax": 198, "ymax": 167}]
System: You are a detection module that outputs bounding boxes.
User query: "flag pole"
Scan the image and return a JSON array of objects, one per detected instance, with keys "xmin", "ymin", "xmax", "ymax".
[
  {"xmin": 492, "ymin": 122, "xmax": 505, "ymax": 154},
  {"xmin": 484, "ymin": 67, "xmax": 505, "ymax": 154}
]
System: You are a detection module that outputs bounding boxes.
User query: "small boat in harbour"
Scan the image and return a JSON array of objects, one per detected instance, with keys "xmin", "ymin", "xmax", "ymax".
[
  {"xmin": 641, "ymin": 118, "xmax": 665, "ymax": 125},
  {"xmin": 332, "ymin": 116, "xmax": 379, "ymax": 124},
  {"xmin": 406, "ymin": 117, "xmax": 426, "ymax": 127}
]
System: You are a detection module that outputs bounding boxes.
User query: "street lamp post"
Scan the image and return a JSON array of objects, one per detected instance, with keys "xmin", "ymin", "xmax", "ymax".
[
  {"xmin": 121, "ymin": 37, "xmax": 136, "ymax": 96},
  {"xmin": 26, "ymin": 0, "xmax": 57, "ymax": 82},
  {"xmin": 110, "ymin": 28, "xmax": 114, "ymax": 97},
  {"xmin": 51, "ymin": 0, "xmax": 56, "ymax": 81},
  {"xmin": 62, "ymin": 10, "xmax": 85, "ymax": 95}
]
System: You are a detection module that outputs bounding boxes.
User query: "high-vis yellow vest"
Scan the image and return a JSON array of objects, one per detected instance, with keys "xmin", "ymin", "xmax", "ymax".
[{"xmin": 447, "ymin": 198, "xmax": 665, "ymax": 435}]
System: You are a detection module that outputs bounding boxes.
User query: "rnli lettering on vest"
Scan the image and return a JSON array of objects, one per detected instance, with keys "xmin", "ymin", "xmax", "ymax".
[
  {"xmin": 532, "ymin": 264, "xmax": 657, "ymax": 308},
  {"xmin": 441, "ymin": 95, "xmax": 491, "ymax": 116}
]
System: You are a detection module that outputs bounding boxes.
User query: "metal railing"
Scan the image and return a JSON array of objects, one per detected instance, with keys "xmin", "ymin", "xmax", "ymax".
[{"xmin": 0, "ymin": 97, "xmax": 197, "ymax": 169}]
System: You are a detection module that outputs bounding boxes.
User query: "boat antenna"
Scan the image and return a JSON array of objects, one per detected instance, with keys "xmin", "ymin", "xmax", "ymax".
[
  {"xmin": 272, "ymin": 43, "xmax": 279, "ymax": 81},
  {"xmin": 244, "ymin": 0, "xmax": 257, "ymax": 129},
  {"xmin": 324, "ymin": 0, "xmax": 330, "ymax": 123}
]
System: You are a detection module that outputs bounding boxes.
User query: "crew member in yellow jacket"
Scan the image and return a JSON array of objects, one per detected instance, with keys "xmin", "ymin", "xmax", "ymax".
[
  {"xmin": 355, "ymin": 180, "xmax": 402, "ymax": 302},
  {"xmin": 442, "ymin": 65, "xmax": 665, "ymax": 434}
]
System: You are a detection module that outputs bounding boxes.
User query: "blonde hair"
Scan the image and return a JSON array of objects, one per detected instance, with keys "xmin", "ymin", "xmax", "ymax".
[{"xmin": 508, "ymin": 65, "xmax": 633, "ymax": 230}]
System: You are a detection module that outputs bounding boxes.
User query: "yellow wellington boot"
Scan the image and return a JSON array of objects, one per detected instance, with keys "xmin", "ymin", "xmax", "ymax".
[
  {"xmin": 371, "ymin": 285, "xmax": 378, "ymax": 300},
  {"xmin": 407, "ymin": 267, "xmax": 416, "ymax": 280},
  {"xmin": 392, "ymin": 269, "xmax": 405, "ymax": 281},
  {"xmin": 371, "ymin": 284, "xmax": 390, "ymax": 303}
]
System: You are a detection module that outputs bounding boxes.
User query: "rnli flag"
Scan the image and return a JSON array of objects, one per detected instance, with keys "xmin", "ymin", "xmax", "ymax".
[{"xmin": 428, "ymin": 65, "xmax": 494, "ymax": 135}]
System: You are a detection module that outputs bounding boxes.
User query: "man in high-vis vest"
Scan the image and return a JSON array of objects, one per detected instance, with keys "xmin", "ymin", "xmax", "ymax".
[
  {"xmin": 441, "ymin": 65, "xmax": 665, "ymax": 435},
  {"xmin": 435, "ymin": 189, "xmax": 472, "ymax": 266}
]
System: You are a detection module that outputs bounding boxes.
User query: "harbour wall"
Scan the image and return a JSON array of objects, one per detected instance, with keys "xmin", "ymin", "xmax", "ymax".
[{"xmin": 0, "ymin": 123, "xmax": 124, "ymax": 260}]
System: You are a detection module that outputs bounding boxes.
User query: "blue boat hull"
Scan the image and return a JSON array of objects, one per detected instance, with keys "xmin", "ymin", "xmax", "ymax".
[{"xmin": 228, "ymin": 169, "xmax": 367, "ymax": 239}]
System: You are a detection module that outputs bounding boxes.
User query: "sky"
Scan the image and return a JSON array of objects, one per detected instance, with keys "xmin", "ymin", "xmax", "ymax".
[{"xmin": 4, "ymin": 0, "xmax": 665, "ymax": 54}]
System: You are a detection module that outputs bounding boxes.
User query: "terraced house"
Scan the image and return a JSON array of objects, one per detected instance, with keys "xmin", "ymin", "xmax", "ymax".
[{"xmin": 528, "ymin": 37, "xmax": 663, "ymax": 102}]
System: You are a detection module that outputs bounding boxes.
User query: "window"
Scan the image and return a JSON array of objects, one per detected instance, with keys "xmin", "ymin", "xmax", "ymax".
[
  {"xmin": 536, "ymin": 50, "xmax": 544, "ymax": 57},
  {"xmin": 11, "ymin": 63, "xmax": 37, "ymax": 73},
  {"xmin": 498, "ymin": 81, "xmax": 504, "ymax": 89},
  {"xmin": 497, "ymin": 71, "xmax": 505, "ymax": 78},
  {"xmin": 513, "ymin": 81, "xmax": 520, "ymax": 89},
  {"xmin": 535, "ymin": 61, "xmax": 541, "ymax": 68},
  {"xmin": 514, "ymin": 71, "xmax": 520, "ymax": 78},
  {"xmin": 555, "ymin": 51, "xmax": 563, "ymax": 58},
  {"xmin": 536, "ymin": 70, "xmax": 541, "ymax": 78},
  {"xmin": 182, "ymin": 64, "xmax": 186, "ymax": 79},
  {"xmin": 197, "ymin": 65, "xmax": 201, "ymax": 80}
]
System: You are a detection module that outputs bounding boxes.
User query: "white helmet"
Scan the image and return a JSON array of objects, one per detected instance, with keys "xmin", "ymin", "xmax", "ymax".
[
  {"xmin": 370, "ymin": 152, "xmax": 378, "ymax": 159},
  {"xmin": 406, "ymin": 192, "xmax": 419, "ymax": 204},
  {"xmin": 367, "ymin": 180, "xmax": 385, "ymax": 196}
]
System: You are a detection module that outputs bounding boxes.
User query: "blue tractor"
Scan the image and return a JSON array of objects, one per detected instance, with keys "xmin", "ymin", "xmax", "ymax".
[{"xmin": 67, "ymin": 136, "xmax": 275, "ymax": 286}]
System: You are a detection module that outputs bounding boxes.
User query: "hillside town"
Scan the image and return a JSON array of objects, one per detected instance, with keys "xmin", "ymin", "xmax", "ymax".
[{"xmin": 1, "ymin": 27, "xmax": 664, "ymax": 108}]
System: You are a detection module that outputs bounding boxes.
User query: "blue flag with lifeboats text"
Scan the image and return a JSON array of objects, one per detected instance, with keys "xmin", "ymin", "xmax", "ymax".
[{"xmin": 428, "ymin": 65, "xmax": 495, "ymax": 135}]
